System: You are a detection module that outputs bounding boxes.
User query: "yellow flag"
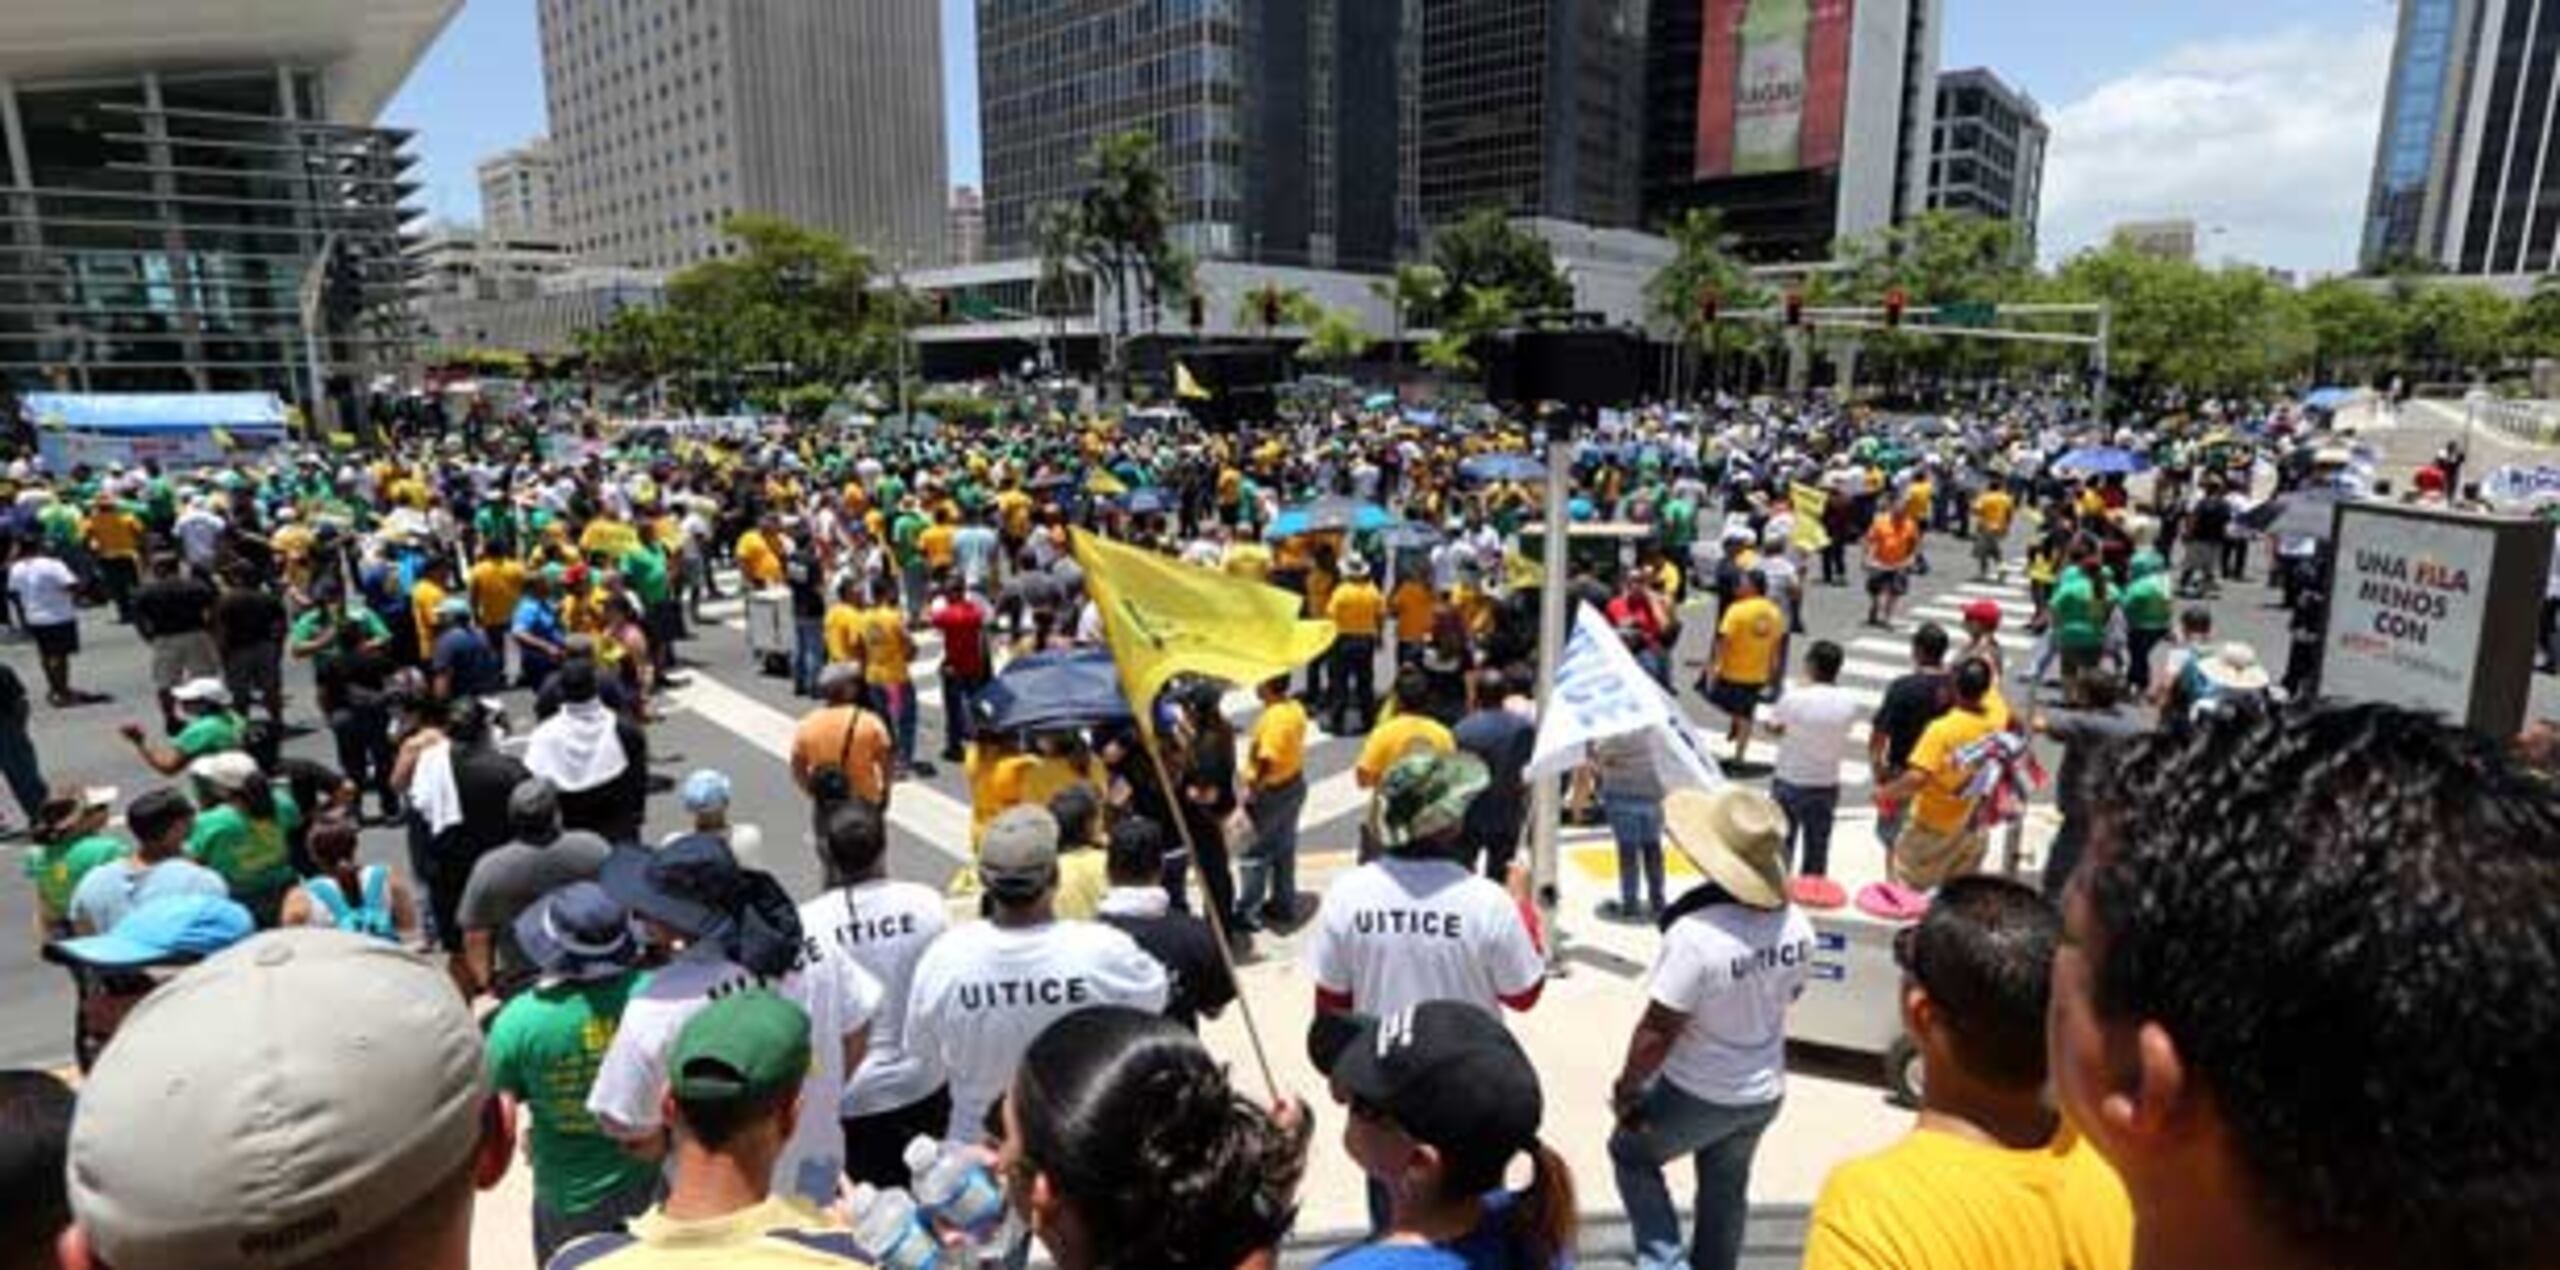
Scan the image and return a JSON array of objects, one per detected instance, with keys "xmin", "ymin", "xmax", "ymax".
[
  {"xmin": 1085, "ymin": 468, "xmax": 1129, "ymax": 497},
  {"xmin": 1789, "ymin": 482, "xmax": 1832, "ymax": 552},
  {"xmin": 1174, "ymin": 360, "xmax": 1212, "ymax": 402},
  {"xmin": 1504, "ymin": 549, "xmax": 1547, "ymax": 591},
  {"xmin": 1069, "ymin": 527, "xmax": 1334, "ymax": 732}
]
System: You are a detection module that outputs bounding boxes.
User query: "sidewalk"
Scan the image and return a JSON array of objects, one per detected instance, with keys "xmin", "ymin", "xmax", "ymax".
[{"xmin": 470, "ymin": 810, "xmax": 2062, "ymax": 1268}]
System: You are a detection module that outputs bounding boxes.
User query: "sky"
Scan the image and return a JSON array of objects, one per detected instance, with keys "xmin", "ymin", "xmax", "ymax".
[{"xmin": 385, "ymin": 0, "xmax": 2403, "ymax": 274}]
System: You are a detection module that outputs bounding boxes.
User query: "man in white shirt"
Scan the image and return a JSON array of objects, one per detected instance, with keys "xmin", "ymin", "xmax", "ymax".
[
  {"xmin": 800, "ymin": 799, "xmax": 951, "ymax": 1187},
  {"xmin": 1762, "ymin": 640, "xmax": 1860, "ymax": 881},
  {"xmin": 587, "ymin": 834, "xmax": 884, "ymax": 1208},
  {"xmin": 903, "ymin": 806, "xmax": 1168, "ymax": 1142},
  {"xmin": 172, "ymin": 498, "xmax": 225, "ymax": 574},
  {"xmin": 1608, "ymin": 786, "xmax": 1815, "ymax": 1270},
  {"xmin": 1307, "ymin": 749, "xmax": 1545, "ymax": 1020},
  {"xmin": 9, "ymin": 538, "xmax": 100, "ymax": 706}
]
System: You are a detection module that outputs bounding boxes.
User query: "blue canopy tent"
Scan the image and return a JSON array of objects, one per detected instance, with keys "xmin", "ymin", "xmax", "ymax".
[
  {"xmin": 2301, "ymin": 387, "xmax": 2357, "ymax": 412},
  {"xmin": 23, "ymin": 393, "xmax": 290, "ymax": 470}
]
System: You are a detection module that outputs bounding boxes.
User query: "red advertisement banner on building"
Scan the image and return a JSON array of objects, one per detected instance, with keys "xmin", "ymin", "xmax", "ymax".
[{"xmin": 1694, "ymin": 0, "xmax": 1853, "ymax": 178}]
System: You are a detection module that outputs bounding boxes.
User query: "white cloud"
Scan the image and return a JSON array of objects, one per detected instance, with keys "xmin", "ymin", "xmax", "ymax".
[{"xmin": 2038, "ymin": 23, "xmax": 2393, "ymax": 274}]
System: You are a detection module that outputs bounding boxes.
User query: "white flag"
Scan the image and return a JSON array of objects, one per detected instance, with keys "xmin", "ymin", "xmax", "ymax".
[{"xmin": 1527, "ymin": 605, "xmax": 1724, "ymax": 793}]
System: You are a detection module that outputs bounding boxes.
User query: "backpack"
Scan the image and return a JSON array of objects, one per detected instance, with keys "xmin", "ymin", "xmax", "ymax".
[{"xmin": 305, "ymin": 865, "xmax": 397, "ymax": 941}]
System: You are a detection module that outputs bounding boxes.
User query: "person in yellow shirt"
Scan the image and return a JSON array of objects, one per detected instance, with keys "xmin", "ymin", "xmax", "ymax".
[
  {"xmin": 1355, "ymin": 666, "xmax": 1456, "ymax": 789},
  {"xmin": 409, "ymin": 557, "xmax": 453, "ymax": 664},
  {"xmin": 1803, "ymin": 876, "xmax": 2131, "ymax": 1270},
  {"xmin": 1876, "ymin": 657, "xmax": 2007, "ymax": 888},
  {"xmin": 822, "ymin": 576, "xmax": 867, "ymax": 667},
  {"xmin": 1238, "ymin": 676, "xmax": 1308, "ymax": 930},
  {"xmin": 467, "ymin": 543, "xmax": 526, "ymax": 676},
  {"xmin": 271, "ymin": 512, "xmax": 317, "ymax": 598},
  {"xmin": 1971, "ymin": 485, "xmax": 2017, "ymax": 582},
  {"xmin": 1325, "ymin": 555, "xmax": 1386, "ymax": 732},
  {"xmin": 917, "ymin": 511, "xmax": 958, "ymax": 577},
  {"xmin": 734, "ymin": 516, "xmax": 784, "ymax": 589},
  {"xmin": 1221, "ymin": 537, "xmax": 1273, "ymax": 583},
  {"xmin": 857, "ymin": 581, "xmax": 925, "ymax": 776},
  {"xmin": 577, "ymin": 511, "xmax": 637, "ymax": 563},
  {"xmin": 84, "ymin": 495, "xmax": 144, "ymax": 622},
  {"xmin": 1705, "ymin": 569, "xmax": 1785, "ymax": 757}
]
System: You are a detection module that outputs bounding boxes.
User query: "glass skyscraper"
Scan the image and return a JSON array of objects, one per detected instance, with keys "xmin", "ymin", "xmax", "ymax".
[{"xmin": 2362, "ymin": 0, "xmax": 2560, "ymax": 275}]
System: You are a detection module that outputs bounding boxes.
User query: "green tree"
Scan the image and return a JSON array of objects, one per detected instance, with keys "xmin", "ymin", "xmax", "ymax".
[
  {"xmin": 1430, "ymin": 209, "xmax": 1572, "ymax": 319},
  {"xmin": 2515, "ymin": 273, "xmax": 2560, "ymax": 362},
  {"xmin": 2397, "ymin": 282, "xmax": 2516, "ymax": 381},
  {"xmin": 1067, "ymin": 130, "xmax": 1184, "ymax": 399},
  {"xmin": 1234, "ymin": 282, "xmax": 1319, "ymax": 339},
  {"xmin": 1370, "ymin": 262, "xmax": 1447, "ymax": 389},
  {"xmin": 2297, "ymin": 277, "xmax": 2400, "ymax": 384},
  {"xmin": 1298, "ymin": 306, "xmax": 1374, "ymax": 367},
  {"xmin": 1646, "ymin": 209, "xmax": 1765, "ymax": 396},
  {"xmin": 1416, "ymin": 284, "xmax": 1518, "ymax": 377},
  {"xmin": 1031, "ymin": 201, "xmax": 1085, "ymax": 371}
]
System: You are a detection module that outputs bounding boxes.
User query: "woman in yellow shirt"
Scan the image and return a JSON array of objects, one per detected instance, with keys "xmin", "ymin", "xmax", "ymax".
[{"xmin": 858, "ymin": 583, "xmax": 922, "ymax": 775}]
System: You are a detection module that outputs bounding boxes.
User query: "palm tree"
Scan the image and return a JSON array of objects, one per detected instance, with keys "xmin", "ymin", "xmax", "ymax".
[
  {"xmin": 1646, "ymin": 208, "xmax": 1759, "ymax": 400},
  {"xmin": 1298, "ymin": 306, "xmax": 1374, "ymax": 368},
  {"xmin": 1234, "ymin": 282, "xmax": 1318, "ymax": 343},
  {"xmin": 1070, "ymin": 130, "xmax": 1181, "ymax": 401},
  {"xmin": 1031, "ymin": 201, "xmax": 1082, "ymax": 375},
  {"xmin": 1369, "ymin": 263, "xmax": 1446, "ymax": 393}
]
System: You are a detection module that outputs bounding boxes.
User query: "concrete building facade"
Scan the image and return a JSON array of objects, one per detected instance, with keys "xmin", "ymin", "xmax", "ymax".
[
  {"xmin": 948, "ymin": 184, "xmax": 984, "ymax": 266},
  {"xmin": 538, "ymin": 0, "xmax": 945, "ymax": 271},
  {"xmin": 1416, "ymin": 0, "xmax": 1648, "ymax": 231},
  {"xmin": 0, "ymin": 0, "xmax": 456, "ymax": 396},
  {"xmin": 477, "ymin": 140, "xmax": 561, "ymax": 243},
  {"xmin": 1925, "ymin": 68, "xmax": 2045, "ymax": 257},
  {"xmin": 1642, "ymin": 0, "xmax": 1942, "ymax": 262},
  {"xmin": 976, "ymin": 0, "xmax": 1412, "ymax": 271},
  {"xmin": 2363, "ymin": 0, "xmax": 2560, "ymax": 277}
]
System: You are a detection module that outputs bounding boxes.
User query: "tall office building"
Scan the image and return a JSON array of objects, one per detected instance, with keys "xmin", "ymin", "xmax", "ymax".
[
  {"xmin": 1926, "ymin": 68, "xmax": 2046, "ymax": 258},
  {"xmin": 0, "ymin": 0, "xmax": 453, "ymax": 396},
  {"xmin": 948, "ymin": 185, "xmax": 984, "ymax": 266},
  {"xmin": 1416, "ymin": 0, "xmax": 1648, "ymax": 231},
  {"xmin": 539, "ymin": 0, "xmax": 944, "ymax": 271},
  {"xmin": 1642, "ymin": 0, "xmax": 1942, "ymax": 262},
  {"xmin": 977, "ymin": 0, "xmax": 1410, "ymax": 270},
  {"xmin": 478, "ymin": 140, "xmax": 561, "ymax": 242},
  {"xmin": 2362, "ymin": 0, "xmax": 2560, "ymax": 276}
]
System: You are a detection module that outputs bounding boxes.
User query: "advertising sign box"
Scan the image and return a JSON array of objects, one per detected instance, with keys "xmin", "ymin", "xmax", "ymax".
[
  {"xmin": 2321, "ymin": 503, "xmax": 2550, "ymax": 738},
  {"xmin": 1694, "ymin": 0, "xmax": 1855, "ymax": 178}
]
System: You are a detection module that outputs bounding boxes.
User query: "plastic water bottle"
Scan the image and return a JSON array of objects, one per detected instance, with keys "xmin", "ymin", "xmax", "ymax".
[
  {"xmin": 845, "ymin": 1183, "xmax": 942, "ymax": 1270},
  {"xmin": 903, "ymin": 1135, "xmax": 1008, "ymax": 1243}
]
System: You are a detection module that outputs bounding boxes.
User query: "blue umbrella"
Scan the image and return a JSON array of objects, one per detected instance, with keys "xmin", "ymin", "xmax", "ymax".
[
  {"xmin": 1120, "ymin": 486, "xmax": 1174, "ymax": 515},
  {"xmin": 975, "ymin": 649, "xmax": 1134, "ymax": 733},
  {"xmin": 2053, "ymin": 446, "xmax": 2151, "ymax": 476},
  {"xmin": 1268, "ymin": 495, "xmax": 1396, "ymax": 538},
  {"xmin": 1458, "ymin": 452, "xmax": 1546, "ymax": 483},
  {"xmin": 1376, "ymin": 521, "xmax": 1446, "ymax": 551},
  {"xmin": 1363, "ymin": 392, "xmax": 1397, "ymax": 410}
]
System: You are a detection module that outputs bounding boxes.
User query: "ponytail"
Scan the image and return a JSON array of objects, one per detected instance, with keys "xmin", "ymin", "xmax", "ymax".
[{"xmin": 1506, "ymin": 1140, "xmax": 1579, "ymax": 1270}]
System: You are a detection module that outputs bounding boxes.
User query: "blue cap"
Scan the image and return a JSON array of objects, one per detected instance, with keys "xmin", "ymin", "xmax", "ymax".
[
  {"xmin": 680, "ymin": 768, "xmax": 732, "ymax": 813},
  {"xmin": 513, "ymin": 881, "xmax": 638, "ymax": 981},
  {"xmin": 45, "ymin": 894, "xmax": 255, "ymax": 969}
]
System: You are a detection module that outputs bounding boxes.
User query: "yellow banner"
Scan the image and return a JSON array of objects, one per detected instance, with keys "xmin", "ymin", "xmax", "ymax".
[
  {"xmin": 1069, "ymin": 528, "xmax": 1335, "ymax": 732},
  {"xmin": 1790, "ymin": 483, "xmax": 1832, "ymax": 551}
]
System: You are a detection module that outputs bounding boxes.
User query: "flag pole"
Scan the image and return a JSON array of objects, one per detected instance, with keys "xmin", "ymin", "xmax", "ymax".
[{"xmin": 1138, "ymin": 723, "xmax": 1281, "ymax": 1100}]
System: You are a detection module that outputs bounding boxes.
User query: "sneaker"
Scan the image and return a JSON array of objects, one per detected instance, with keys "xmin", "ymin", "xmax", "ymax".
[
  {"xmin": 1596, "ymin": 899, "xmax": 1644, "ymax": 924},
  {"xmin": 908, "ymin": 760, "xmax": 938, "ymax": 779}
]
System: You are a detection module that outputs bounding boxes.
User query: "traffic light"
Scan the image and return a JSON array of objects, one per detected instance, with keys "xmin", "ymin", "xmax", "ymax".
[
  {"xmin": 1260, "ymin": 288, "xmax": 1281, "ymax": 329},
  {"xmin": 1187, "ymin": 292, "xmax": 1204, "ymax": 331},
  {"xmin": 935, "ymin": 291, "xmax": 954, "ymax": 322},
  {"xmin": 1698, "ymin": 287, "xmax": 1720, "ymax": 327},
  {"xmin": 1883, "ymin": 287, "xmax": 1907, "ymax": 330},
  {"xmin": 1784, "ymin": 290, "xmax": 1804, "ymax": 327}
]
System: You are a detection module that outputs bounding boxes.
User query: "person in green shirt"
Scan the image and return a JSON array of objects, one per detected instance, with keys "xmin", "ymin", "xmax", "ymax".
[
  {"xmin": 2121, "ymin": 553, "xmax": 2175, "ymax": 696},
  {"xmin": 488, "ymin": 880, "xmax": 661, "ymax": 1265},
  {"xmin": 21, "ymin": 787, "xmax": 128, "ymax": 942},
  {"xmin": 120, "ymin": 676, "xmax": 249, "ymax": 776},
  {"xmin": 183, "ymin": 752, "xmax": 301, "ymax": 928},
  {"xmin": 2046, "ymin": 550, "xmax": 2115, "ymax": 708}
]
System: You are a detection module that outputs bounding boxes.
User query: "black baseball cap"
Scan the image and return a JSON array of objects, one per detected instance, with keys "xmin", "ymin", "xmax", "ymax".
[{"xmin": 1310, "ymin": 1001, "xmax": 1542, "ymax": 1174}]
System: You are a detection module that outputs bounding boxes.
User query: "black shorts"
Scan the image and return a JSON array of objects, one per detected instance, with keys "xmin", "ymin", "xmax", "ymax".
[
  {"xmin": 1865, "ymin": 569, "xmax": 1908, "ymax": 598},
  {"xmin": 1708, "ymin": 677, "xmax": 1765, "ymax": 717},
  {"xmin": 29, "ymin": 621, "xmax": 76, "ymax": 658}
]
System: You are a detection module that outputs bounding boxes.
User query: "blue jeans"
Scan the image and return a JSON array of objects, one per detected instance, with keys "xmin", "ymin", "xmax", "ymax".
[
  {"xmin": 880, "ymin": 680, "xmax": 918, "ymax": 768},
  {"xmin": 1609, "ymin": 1080, "xmax": 1782, "ymax": 1270},
  {"xmin": 1771, "ymin": 779, "xmax": 1838, "ymax": 877},
  {"xmin": 792, "ymin": 617, "xmax": 825, "ymax": 696},
  {"xmin": 1238, "ymin": 775, "xmax": 1306, "ymax": 924},
  {"xmin": 1604, "ymin": 792, "xmax": 1666, "ymax": 914},
  {"xmin": 940, "ymin": 672, "xmax": 984, "ymax": 759}
]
